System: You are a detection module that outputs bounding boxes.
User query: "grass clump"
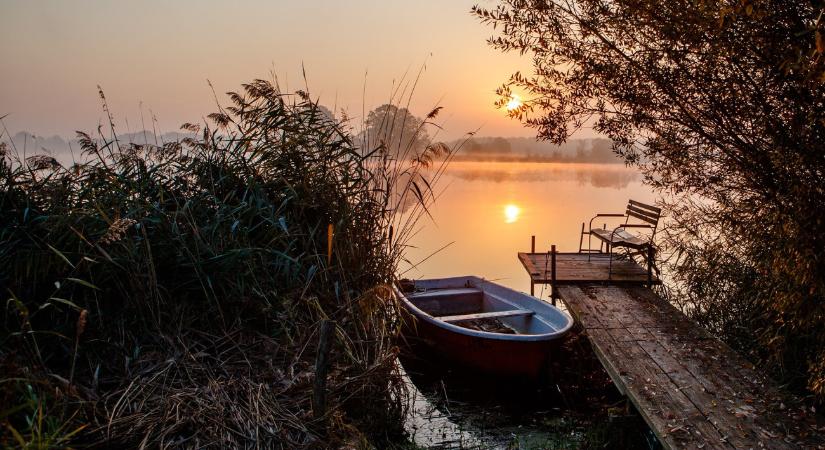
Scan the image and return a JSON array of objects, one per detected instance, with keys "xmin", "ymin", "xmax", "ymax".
[{"xmin": 0, "ymin": 79, "xmax": 451, "ymax": 448}]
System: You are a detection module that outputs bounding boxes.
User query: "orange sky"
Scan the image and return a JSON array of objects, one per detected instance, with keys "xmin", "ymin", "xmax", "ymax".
[{"xmin": 0, "ymin": 0, "xmax": 589, "ymax": 141}]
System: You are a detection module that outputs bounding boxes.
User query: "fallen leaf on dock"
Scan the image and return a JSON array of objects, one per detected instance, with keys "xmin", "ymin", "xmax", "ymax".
[{"xmin": 734, "ymin": 405, "xmax": 757, "ymax": 419}]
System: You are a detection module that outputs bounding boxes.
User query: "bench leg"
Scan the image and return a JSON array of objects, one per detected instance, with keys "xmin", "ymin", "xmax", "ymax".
[{"xmin": 608, "ymin": 245, "xmax": 613, "ymax": 280}]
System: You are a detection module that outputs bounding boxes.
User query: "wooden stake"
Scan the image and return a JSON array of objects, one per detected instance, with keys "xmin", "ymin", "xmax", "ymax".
[
  {"xmin": 551, "ymin": 245, "xmax": 557, "ymax": 306},
  {"xmin": 313, "ymin": 320, "xmax": 335, "ymax": 422},
  {"xmin": 530, "ymin": 236, "xmax": 536, "ymax": 295},
  {"xmin": 326, "ymin": 224, "xmax": 334, "ymax": 266}
]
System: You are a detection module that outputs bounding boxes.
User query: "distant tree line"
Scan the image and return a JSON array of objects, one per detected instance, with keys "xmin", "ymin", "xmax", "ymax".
[
  {"xmin": 4, "ymin": 131, "xmax": 194, "ymax": 166},
  {"xmin": 455, "ymin": 136, "xmax": 624, "ymax": 163}
]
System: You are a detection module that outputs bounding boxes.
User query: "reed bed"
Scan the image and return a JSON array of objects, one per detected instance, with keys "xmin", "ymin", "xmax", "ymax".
[{"xmin": 0, "ymin": 79, "xmax": 454, "ymax": 448}]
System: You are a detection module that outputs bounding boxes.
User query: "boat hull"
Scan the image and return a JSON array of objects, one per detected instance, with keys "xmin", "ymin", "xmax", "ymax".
[
  {"xmin": 396, "ymin": 276, "xmax": 573, "ymax": 379},
  {"xmin": 400, "ymin": 314, "xmax": 558, "ymax": 378}
]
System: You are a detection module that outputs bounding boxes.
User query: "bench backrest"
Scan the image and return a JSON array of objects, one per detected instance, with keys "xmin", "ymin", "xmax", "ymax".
[{"xmin": 626, "ymin": 200, "xmax": 661, "ymax": 230}]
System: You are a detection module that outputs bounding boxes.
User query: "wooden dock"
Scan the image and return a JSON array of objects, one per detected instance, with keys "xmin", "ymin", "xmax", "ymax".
[
  {"xmin": 557, "ymin": 285, "xmax": 822, "ymax": 449},
  {"xmin": 517, "ymin": 243, "xmax": 821, "ymax": 448},
  {"xmin": 519, "ymin": 252, "xmax": 659, "ymax": 286}
]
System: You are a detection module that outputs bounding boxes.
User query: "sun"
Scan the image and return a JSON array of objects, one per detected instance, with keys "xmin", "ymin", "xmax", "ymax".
[
  {"xmin": 504, "ymin": 204, "xmax": 521, "ymax": 224},
  {"xmin": 506, "ymin": 94, "xmax": 523, "ymax": 111}
]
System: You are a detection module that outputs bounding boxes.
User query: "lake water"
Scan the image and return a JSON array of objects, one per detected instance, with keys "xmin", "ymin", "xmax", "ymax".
[
  {"xmin": 400, "ymin": 161, "xmax": 655, "ymax": 299},
  {"xmin": 398, "ymin": 161, "xmax": 656, "ymax": 448}
]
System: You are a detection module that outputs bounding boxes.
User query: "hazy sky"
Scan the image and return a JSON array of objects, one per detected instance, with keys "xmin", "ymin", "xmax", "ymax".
[{"xmin": 0, "ymin": 0, "xmax": 568, "ymax": 141}]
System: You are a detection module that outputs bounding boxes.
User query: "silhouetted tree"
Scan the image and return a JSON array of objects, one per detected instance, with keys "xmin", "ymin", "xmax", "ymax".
[
  {"xmin": 475, "ymin": 0, "xmax": 825, "ymax": 398},
  {"xmin": 362, "ymin": 104, "xmax": 429, "ymax": 160}
]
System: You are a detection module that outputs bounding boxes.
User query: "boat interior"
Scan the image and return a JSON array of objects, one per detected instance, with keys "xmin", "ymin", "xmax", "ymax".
[{"xmin": 407, "ymin": 288, "xmax": 563, "ymax": 335}]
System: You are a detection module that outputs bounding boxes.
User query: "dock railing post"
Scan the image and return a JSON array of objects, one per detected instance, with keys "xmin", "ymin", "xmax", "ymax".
[
  {"xmin": 530, "ymin": 236, "xmax": 536, "ymax": 296},
  {"xmin": 551, "ymin": 245, "xmax": 557, "ymax": 306}
]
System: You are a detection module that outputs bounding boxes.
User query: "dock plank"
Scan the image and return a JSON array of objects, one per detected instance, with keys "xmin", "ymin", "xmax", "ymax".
[
  {"xmin": 589, "ymin": 327, "xmax": 731, "ymax": 449},
  {"xmin": 518, "ymin": 252, "xmax": 659, "ymax": 285},
  {"xmin": 556, "ymin": 285, "xmax": 823, "ymax": 450}
]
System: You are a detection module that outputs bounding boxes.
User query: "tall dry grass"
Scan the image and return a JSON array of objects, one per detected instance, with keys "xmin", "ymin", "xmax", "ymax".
[{"xmin": 0, "ymin": 78, "xmax": 455, "ymax": 448}]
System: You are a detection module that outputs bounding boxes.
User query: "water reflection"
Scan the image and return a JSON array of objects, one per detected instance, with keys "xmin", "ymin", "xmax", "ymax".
[
  {"xmin": 399, "ymin": 330, "xmax": 650, "ymax": 448},
  {"xmin": 503, "ymin": 204, "xmax": 521, "ymax": 223},
  {"xmin": 399, "ymin": 345, "xmax": 574, "ymax": 449},
  {"xmin": 449, "ymin": 162, "xmax": 640, "ymax": 190}
]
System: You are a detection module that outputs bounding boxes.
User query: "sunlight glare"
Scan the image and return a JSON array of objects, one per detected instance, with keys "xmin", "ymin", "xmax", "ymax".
[
  {"xmin": 506, "ymin": 94, "xmax": 523, "ymax": 111},
  {"xmin": 504, "ymin": 204, "xmax": 521, "ymax": 223}
]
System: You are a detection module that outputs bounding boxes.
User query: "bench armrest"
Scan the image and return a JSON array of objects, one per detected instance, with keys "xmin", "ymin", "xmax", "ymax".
[{"xmin": 589, "ymin": 213, "xmax": 626, "ymax": 231}]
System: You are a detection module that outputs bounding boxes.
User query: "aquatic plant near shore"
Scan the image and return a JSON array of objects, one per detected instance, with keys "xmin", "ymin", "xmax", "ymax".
[{"xmin": 0, "ymin": 79, "xmax": 456, "ymax": 447}]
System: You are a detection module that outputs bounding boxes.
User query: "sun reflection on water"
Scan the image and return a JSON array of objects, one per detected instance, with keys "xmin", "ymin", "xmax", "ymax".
[{"xmin": 504, "ymin": 204, "xmax": 521, "ymax": 223}]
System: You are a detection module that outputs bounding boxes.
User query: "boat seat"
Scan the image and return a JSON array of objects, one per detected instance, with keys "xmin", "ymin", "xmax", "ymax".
[
  {"xmin": 438, "ymin": 309, "xmax": 534, "ymax": 323},
  {"xmin": 407, "ymin": 288, "xmax": 482, "ymax": 298}
]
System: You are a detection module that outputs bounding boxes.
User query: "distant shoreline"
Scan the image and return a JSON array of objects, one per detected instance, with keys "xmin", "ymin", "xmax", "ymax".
[{"xmin": 450, "ymin": 154, "xmax": 626, "ymax": 165}]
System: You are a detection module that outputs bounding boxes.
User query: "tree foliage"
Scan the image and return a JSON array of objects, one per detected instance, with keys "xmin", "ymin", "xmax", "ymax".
[
  {"xmin": 362, "ymin": 104, "xmax": 430, "ymax": 160},
  {"xmin": 474, "ymin": 0, "xmax": 825, "ymax": 399}
]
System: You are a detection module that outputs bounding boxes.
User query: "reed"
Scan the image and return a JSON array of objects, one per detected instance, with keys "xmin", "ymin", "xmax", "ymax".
[{"xmin": 0, "ymin": 78, "xmax": 455, "ymax": 448}]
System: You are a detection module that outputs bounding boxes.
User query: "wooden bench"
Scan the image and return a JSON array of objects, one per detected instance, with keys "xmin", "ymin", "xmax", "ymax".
[{"xmin": 579, "ymin": 199, "xmax": 661, "ymax": 278}]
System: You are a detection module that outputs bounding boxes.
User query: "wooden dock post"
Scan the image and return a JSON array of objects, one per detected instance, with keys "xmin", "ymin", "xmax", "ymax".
[
  {"xmin": 550, "ymin": 245, "xmax": 557, "ymax": 306},
  {"xmin": 530, "ymin": 236, "xmax": 536, "ymax": 296},
  {"xmin": 578, "ymin": 223, "xmax": 585, "ymax": 253}
]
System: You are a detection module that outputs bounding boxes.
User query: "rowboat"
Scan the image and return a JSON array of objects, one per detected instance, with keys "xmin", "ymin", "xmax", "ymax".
[{"xmin": 395, "ymin": 276, "xmax": 573, "ymax": 378}]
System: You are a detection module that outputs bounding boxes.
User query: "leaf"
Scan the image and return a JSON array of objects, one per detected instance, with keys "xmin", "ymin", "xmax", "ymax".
[
  {"xmin": 6, "ymin": 292, "xmax": 29, "ymax": 318},
  {"xmin": 60, "ymin": 423, "xmax": 88, "ymax": 440},
  {"xmin": 47, "ymin": 244, "xmax": 75, "ymax": 269},
  {"xmin": 4, "ymin": 422, "xmax": 26, "ymax": 448},
  {"xmin": 48, "ymin": 297, "xmax": 82, "ymax": 311},
  {"xmin": 66, "ymin": 278, "xmax": 101, "ymax": 291}
]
